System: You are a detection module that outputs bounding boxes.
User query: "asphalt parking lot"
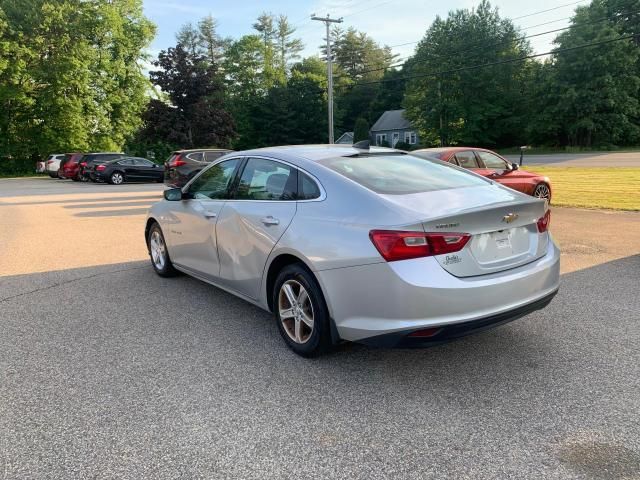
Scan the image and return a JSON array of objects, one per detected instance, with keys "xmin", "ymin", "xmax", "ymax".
[{"xmin": 1, "ymin": 177, "xmax": 639, "ymax": 479}]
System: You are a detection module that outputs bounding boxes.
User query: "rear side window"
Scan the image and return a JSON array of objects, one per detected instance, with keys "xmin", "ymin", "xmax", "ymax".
[
  {"xmin": 235, "ymin": 158, "xmax": 297, "ymax": 201},
  {"xmin": 454, "ymin": 151, "xmax": 479, "ymax": 168},
  {"xmin": 319, "ymin": 154, "xmax": 487, "ymax": 195},
  {"xmin": 186, "ymin": 152, "xmax": 204, "ymax": 162},
  {"xmin": 298, "ymin": 172, "xmax": 321, "ymax": 200}
]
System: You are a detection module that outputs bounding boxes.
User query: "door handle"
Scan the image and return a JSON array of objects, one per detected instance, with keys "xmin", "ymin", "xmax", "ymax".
[
  {"xmin": 203, "ymin": 211, "xmax": 217, "ymax": 219},
  {"xmin": 261, "ymin": 216, "xmax": 280, "ymax": 226}
]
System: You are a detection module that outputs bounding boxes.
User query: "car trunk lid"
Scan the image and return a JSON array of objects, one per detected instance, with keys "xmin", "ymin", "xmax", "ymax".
[{"xmin": 381, "ymin": 185, "xmax": 549, "ymax": 277}]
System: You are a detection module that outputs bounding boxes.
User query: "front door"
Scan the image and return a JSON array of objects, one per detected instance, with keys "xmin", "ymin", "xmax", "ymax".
[
  {"xmin": 216, "ymin": 157, "xmax": 298, "ymax": 299},
  {"xmin": 475, "ymin": 151, "xmax": 526, "ymax": 192},
  {"xmin": 167, "ymin": 158, "xmax": 243, "ymax": 278}
]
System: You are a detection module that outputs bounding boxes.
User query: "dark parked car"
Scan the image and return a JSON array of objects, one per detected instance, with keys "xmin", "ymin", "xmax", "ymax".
[
  {"xmin": 91, "ymin": 157, "xmax": 164, "ymax": 184},
  {"xmin": 78, "ymin": 152, "xmax": 125, "ymax": 181},
  {"xmin": 164, "ymin": 148, "xmax": 231, "ymax": 187},
  {"xmin": 59, "ymin": 153, "xmax": 84, "ymax": 180}
]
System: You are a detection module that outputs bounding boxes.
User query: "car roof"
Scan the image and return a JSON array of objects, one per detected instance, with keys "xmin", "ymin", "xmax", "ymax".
[
  {"xmin": 174, "ymin": 148, "xmax": 232, "ymax": 153},
  {"xmin": 416, "ymin": 147, "xmax": 496, "ymax": 154},
  {"xmin": 229, "ymin": 145, "xmax": 404, "ymax": 162},
  {"xmin": 83, "ymin": 152, "xmax": 124, "ymax": 155}
]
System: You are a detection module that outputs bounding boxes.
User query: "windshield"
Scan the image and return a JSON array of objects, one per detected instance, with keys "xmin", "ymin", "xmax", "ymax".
[{"xmin": 319, "ymin": 154, "xmax": 489, "ymax": 195}]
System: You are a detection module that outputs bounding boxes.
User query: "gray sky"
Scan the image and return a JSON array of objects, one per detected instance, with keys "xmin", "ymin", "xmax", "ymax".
[{"xmin": 143, "ymin": 0, "xmax": 588, "ymax": 61}]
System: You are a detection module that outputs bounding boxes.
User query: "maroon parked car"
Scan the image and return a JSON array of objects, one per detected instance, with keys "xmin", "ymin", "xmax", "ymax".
[
  {"xmin": 412, "ymin": 147, "xmax": 552, "ymax": 200},
  {"xmin": 58, "ymin": 153, "xmax": 84, "ymax": 180}
]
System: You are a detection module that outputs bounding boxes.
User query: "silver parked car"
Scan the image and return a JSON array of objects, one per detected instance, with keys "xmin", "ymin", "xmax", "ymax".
[{"xmin": 145, "ymin": 145, "xmax": 560, "ymax": 356}]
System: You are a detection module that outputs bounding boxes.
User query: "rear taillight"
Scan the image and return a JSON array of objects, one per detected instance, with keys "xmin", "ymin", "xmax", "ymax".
[
  {"xmin": 537, "ymin": 210, "xmax": 551, "ymax": 233},
  {"xmin": 80, "ymin": 161, "xmax": 87, "ymax": 167},
  {"xmin": 369, "ymin": 230, "xmax": 471, "ymax": 262},
  {"xmin": 169, "ymin": 155, "xmax": 186, "ymax": 168},
  {"xmin": 96, "ymin": 164, "xmax": 106, "ymax": 171},
  {"xmin": 46, "ymin": 160, "xmax": 54, "ymax": 165}
]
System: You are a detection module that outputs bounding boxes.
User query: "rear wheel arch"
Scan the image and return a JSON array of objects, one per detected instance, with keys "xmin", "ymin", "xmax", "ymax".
[{"xmin": 266, "ymin": 254, "xmax": 313, "ymax": 312}]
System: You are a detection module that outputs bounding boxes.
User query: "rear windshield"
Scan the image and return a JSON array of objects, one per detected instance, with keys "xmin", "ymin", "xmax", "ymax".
[{"xmin": 319, "ymin": 154, "xmax": 488, "ymax": 195}]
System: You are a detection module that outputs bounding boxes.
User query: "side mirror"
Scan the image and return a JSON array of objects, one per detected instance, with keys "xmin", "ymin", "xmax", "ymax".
[
  {"xmin": 163, "ymin": 188, "xmax": 183, "ymax": 201},
  {"xmin": 511, "ymin": 163, "xmax": 519, "ymax": 171}
]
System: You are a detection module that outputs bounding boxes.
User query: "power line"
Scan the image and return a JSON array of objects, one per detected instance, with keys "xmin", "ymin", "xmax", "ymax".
[
  {"xmin": 342, "ymin": 0, "xmax": 396, "ymax": 19},
  {"xmin": 382, "ymin": 0, "xmax": 592, "ymax": 50},
  {"xmin": 511, "ymin": 0, "xmax": 588, "ymax": 21},
  {"xmin": 340, "ymin": 33, "xmax": 638, "ymax": 88},
  {"xmin": 334, "ymin": 9, "xmax": 639, "ymax": 79}
]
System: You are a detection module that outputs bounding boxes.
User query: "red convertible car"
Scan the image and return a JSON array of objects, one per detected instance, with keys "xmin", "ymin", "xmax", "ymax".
[{"xmin": 412, "ymin": 147, "xmax": 551, "ymax": 200}]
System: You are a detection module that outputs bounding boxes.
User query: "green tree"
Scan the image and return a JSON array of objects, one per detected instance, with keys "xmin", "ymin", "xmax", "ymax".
[
  {"xmin": 353, "ymin": 117, "xmax": 369, "ymax": 142},
  {"xmin": 533, "ymin": 1, "xmax": 640, "ymax": 146},
  {"xmin": 275, "ymin": 15, "xmax": 303, "ymax": 76},
  {"xmin": 0, "ymin": 0, "xmax": 154, "ymax": 171},
  {"xmin": 404, "ymin": 0, "xmax": 532, "ymax": 147}
]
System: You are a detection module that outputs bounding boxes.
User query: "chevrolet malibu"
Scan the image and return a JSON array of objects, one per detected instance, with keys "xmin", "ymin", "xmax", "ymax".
[{"xmin": 145, "ymin": 145, "xmax": 560, "ymax": 357}]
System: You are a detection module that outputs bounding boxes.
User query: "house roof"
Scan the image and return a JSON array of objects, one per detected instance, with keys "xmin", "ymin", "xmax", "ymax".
[
  {"xmin": 336, "ymin": 132, "xmax": 354, "ymax": 143},
  {"xmin": 370, "ymin": 109, "xmax": 412, "ymax": 132}
]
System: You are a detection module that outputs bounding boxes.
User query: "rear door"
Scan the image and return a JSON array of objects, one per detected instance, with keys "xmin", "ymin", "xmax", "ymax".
[
  {"xmin": 167, "ymin": 158, "xmax": 243, "ymax": 278},
  {"xmin": 216, "ymin": 157, "xmax": 298, "ymax": 299}
]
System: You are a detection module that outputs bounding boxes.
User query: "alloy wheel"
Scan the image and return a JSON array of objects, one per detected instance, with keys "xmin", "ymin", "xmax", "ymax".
[
  {"xmin": 533, "ymin": 184, "xmax": 550, "ymax": 199},
  {"xmin": 278, "ymin": 280, "xmax": 314, "ymax": 344},
  {"xmin": 111, "ymin": 172, "xmax": 123, "ymax": 185},
  {"xmin": 149, "ymin": 230, "xmax": 166, "ymax": 270}
]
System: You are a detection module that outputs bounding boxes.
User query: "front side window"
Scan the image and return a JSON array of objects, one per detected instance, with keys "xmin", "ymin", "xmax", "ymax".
[
  {"xmin": 477, "ymin": 151, "xmax": 509, "ymax": 171},
  {"xmin": 188, "ymin": 158, "xmax": 241, "ymax": 200},
  {"xmin": 235, "ymin": 158, "xmax": 297, "ymax": 201},
  {"xmin": 319, "ymin": 154, "xmax": 488, "ymax": 195},
  {"xmin": 454, "ymin": 151, "xmax": 479, "ymax": 169}
]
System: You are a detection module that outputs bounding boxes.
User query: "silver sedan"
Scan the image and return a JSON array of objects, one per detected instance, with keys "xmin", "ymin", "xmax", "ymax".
[{"xmin": 145, "ymin": 145, "xmax": 560, "ymax": 356}]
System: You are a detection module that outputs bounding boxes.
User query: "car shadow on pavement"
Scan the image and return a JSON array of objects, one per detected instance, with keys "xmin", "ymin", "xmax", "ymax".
[{"xmin": 1, "ymin": 255, "xmax": 638, "ymax": 478}]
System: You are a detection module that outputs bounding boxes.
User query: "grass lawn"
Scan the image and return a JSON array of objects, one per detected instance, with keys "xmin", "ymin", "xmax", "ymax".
[
  {"xmin": 523, "ymin": 166, "xmax": 640, "ymax": 211},
  {"xmin": 497, "ymin": 146, "xmax": 640, "ymax": 155}
]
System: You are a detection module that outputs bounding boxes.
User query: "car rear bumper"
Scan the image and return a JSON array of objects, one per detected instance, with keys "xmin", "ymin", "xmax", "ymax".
[
  {"xmin": 315, "ymin": 238, "xmax": 560, "ymax": 343},
  {"xmin": 357, "ymin": 289, "xmax": 557, "ymax": 347}
]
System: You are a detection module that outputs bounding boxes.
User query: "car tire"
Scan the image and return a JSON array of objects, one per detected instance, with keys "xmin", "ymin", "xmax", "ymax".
[
  {"xmin": 273, "ymin": 264, "xmax": 332, "ymax": 357},
  {"xmin": 147, "ymin": 223, "xmax": 178, "ymax": 277},
  {"xmin": 533, "ymin": 183, "xmax": 551, "ymax": 200},
  {"xmin": 48, "ymin": 173, "xmax": 57, "ymax": 178},
  {"xmin": 109, "ymin": 171, "xmax": 125, "ymax": 185},
  {"xmin": 71, "ymin": 177, "xmax": 80, "ymax": 182}
]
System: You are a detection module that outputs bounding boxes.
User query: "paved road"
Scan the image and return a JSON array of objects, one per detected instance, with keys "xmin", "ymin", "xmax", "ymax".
[
  {"xmin": 1, "ymin": 178, "xmax": 639, "ymax": 479},
  {"xmin": 504, "ymin": 151, "xmax": 640, "ymax": 167}
]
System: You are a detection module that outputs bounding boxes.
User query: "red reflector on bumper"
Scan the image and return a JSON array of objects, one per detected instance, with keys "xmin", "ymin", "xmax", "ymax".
[{"xmin": 407, "ymin": 328, "xmax": 441, "ymax": 338}]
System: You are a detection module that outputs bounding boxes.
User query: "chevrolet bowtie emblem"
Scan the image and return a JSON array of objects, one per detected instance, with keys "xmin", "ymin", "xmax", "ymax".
[{"xmin": 502, "ymin": 213, "xmax": 519, "ymax": 224}]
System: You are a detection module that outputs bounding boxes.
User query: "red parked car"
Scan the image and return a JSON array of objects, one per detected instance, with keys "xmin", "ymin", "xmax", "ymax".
[
  {"xmin": 58, "ymin": 153, "xmax": 84, "ymax": 180},
  {"xmin": 412, "ymin": 147, "xmax": 552, "ymax": 200}
]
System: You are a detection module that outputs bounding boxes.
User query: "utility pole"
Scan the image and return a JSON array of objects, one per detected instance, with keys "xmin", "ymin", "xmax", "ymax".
[{"xmin": 311, "ymin": 14, "xmax": 343, "ymax": 144}]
